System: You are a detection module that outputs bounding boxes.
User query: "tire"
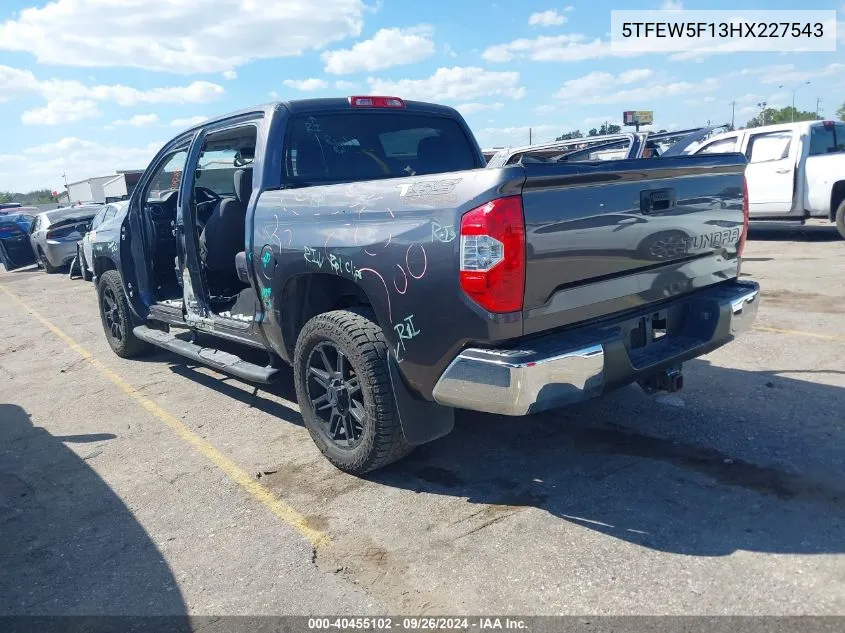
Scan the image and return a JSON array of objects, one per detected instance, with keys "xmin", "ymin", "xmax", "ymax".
[
  {"xmin": 37, "ymin": 247, "xmax": 61, "ymax": 273},
  {"xmin": 835, "ymin": 199, "xmax": 845, "ymax": 240},
  {"xmin": 79, "ymin": 247, "xmax": 92, "ymax": 281},
  {"xmin": 96, "ymin": 270, "xmax": 152, "ymax": 358},
  {"xmin": 293, "ymin": 309, "xmax": 412, "ymax": 474}
]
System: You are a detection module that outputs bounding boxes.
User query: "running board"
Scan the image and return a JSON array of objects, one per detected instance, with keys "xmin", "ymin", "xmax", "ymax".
[{"xmin": 133, "ymin": 325, "xmax": 279, "ymax": 384}]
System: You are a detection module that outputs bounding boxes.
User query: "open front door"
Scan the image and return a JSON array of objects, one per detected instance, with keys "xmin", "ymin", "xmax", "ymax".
[
  {"xmin": 744, "ymin": 130, "xmax": 796, "ymax": 217},
  {"xmin": 0, "ymin": 221, "xmax": 37, "ymax": 271}
]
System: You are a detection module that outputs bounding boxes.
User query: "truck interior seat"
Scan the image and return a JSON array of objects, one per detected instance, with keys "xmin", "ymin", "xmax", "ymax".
[
  {"xmin": 199, "ymin": 167, "xmax": 251, "ymax": 292},
  {"xmin": 295, "ymin": 139, "xmax": 328, "ymax": 178},
  {"xmin": 416, "ymin": 136, "xmax": 450, "ymax": 174}
]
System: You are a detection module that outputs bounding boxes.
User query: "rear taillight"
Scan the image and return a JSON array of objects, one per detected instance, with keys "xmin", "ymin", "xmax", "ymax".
[
  {"xmin": 46, "ymin": 224, "xmax": 81, "ymax": 240},
  {"xmin": 459, "ymin": 196, "xmax": 525, "ymax": 313},
  {"xmin": 738, "ymin": 175, "xmax": 749, "ymax": 257}
]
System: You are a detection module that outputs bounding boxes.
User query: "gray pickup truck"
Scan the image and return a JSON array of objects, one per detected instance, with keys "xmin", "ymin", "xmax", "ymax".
[{"xmin": 90, "ymin": 96, "xmax": 759, "ymax": 474}]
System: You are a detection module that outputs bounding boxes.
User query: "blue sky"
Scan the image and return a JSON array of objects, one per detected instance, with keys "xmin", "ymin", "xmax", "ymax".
[{"xmin": 1, "ymin": 0, "xmax": 843, "ymax": 192}]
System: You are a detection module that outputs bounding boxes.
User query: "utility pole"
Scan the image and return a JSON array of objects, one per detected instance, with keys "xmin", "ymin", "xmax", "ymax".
[
  {"xmin": 778, "ymin": 81, "xmax": 811, "ymax": 122},
  {"xmin": 730, "ymin": 100, "xmax": 736, "ymax": 129},
  {"xmin": 816, "ymin": 97, "xmax": 822, "ymax": 117},
  {"xmin": 757, "ymin": 101, "xmax": 767, "ymax": 125},
  {"xmin": 529, "ymin": 127, "xmax": 532, "ymax": 145}
]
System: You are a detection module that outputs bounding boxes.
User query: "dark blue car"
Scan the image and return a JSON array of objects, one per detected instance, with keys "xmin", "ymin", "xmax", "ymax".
[{"xmin": 0, "ymin": 211, "xmax": 38, "ymax": 271}]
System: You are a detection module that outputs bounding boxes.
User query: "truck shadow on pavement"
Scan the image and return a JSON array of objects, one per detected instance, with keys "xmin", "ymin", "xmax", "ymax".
[
  {"xmin": 372, "ymin": 359, "xmax": 845, "ymax": 557},
  {"xmin": 0, "ymin": 404, "xmax": 189, "ymax": 617},
  {"xmin": 748, "ymin": 225, "xmax": 841, "ymax": 242}
]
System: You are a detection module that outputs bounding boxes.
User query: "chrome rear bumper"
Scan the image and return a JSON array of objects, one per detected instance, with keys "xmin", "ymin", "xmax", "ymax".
[{"xmin": 432, "ymin": 280, "xmax": 759, "ymax": 416}]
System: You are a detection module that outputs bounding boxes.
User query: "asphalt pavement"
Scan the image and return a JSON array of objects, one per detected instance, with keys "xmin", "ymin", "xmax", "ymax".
[{"xmin": 1, "ymin": 226, "xmax": 843, "ymax": 616}]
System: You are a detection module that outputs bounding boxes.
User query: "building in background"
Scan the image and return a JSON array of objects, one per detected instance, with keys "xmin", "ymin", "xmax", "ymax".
[
  {"xmin": 66, "ymin": 170, "xmax": 144, "ymax": 204},
  {"xmin": 67, "ymin": 175, "xmax": 117, "ymax": 204},
  {"xmin": 102, "ymin": 170, "xmax": 144, "ymax": 202}
]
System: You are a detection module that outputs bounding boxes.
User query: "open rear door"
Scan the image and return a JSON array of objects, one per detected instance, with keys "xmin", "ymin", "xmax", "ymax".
[{"xmin": 0, "ymin": 224, "xmax": 37, "ymax": 271}]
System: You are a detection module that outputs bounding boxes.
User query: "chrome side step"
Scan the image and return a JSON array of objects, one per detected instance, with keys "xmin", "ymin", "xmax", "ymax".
[{"xmin": 133, "ymin": 325, "xmax": 279, "ymax": 384}]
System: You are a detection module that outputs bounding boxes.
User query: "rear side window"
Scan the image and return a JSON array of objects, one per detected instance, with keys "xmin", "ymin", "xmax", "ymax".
[
  {"xmin": 746, "ymin": 132, "xmax": 792, "ymax": 163},
  {"xmin": 284, "ymin": 112, "xmax": 478, "ymax": 183},
  {"xmin": 90, "ymin": 208, "xmax": 107, "ymax": 229},
  {"xmin": 809, "ymin": 123, "xmax": 845, "ymax": 156},
  {"xmin": 697, "ymin": 136, "xmax": 737, "ymax": 155}
]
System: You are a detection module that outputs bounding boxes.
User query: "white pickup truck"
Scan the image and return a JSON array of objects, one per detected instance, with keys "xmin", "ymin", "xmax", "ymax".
[{"xmin": 690, "ymin": 120, "xmax": 845, "ymax": 238}]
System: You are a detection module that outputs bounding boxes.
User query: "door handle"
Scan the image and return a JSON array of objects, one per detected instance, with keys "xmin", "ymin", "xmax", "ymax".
[
  {"xmin": 640, "ymin": 188, "xmax": 676, "ymax": 214},
  {"xmin": 775, "ymin": 168, "xmax": 791, "ymax": 174}
]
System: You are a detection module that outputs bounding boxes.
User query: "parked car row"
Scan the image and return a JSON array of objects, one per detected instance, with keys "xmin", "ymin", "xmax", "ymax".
[{"xmin": 0, "ymin": 201, "xmax": 128, "ymax": 277}]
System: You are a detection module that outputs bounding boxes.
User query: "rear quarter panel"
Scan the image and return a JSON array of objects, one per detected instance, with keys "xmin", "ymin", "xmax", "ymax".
[
  {"xmin": 252, "ymin": 167, "xmax": 526, "ymax": 399},
  {"xmin": 803, "ymin": 153, "xmax": 845, "ymax": 216}
]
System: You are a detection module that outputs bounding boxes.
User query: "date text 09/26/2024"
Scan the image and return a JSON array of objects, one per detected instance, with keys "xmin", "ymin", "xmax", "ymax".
[{"xmin": 307, "ymin": 617, "xmax": 528, "ymax": 630}]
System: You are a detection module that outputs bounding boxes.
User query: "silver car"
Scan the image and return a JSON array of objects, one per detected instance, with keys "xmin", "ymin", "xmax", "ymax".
[
  {"xmin": 29, "ymin": 205, "xmax": 101, "ymax": 273},
  {"xmin": 76, "ymin": 201, "xmax": 128, "ymax": 281}
]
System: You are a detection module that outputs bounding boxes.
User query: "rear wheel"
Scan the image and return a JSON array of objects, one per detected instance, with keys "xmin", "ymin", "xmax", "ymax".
[
  {"xmin": 835, "ymin": 199, "xmax": 845, "ymax": 240},
  {"xmin": 293, "ymin": 309, "xmax": 412, "ymax": 474},
  {"xmin": 37, "ymin": 247, "xmax": 61, "ymax": 273},
  {"xmin": 97, "ymin": 270, "xmax": 152, "ymax": 358}
]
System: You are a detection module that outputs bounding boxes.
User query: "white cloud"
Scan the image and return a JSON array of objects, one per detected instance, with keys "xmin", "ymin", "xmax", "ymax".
[
  {"xmin": 455, "ymin": 102, "xmax": 504, "ymax": 115},
  {"xmin": 555, "ymin": 69, "xmax": 718, "ymax": 104},
  {"xmin": 322, "ymin": 26, "xmax": 435, "ymax": 74},
  {"xmin": 534, "ymin": 105, "xmax": 556, "ymax": 115},
  {"xmin": 283, "ymin": 78, "xmax": 328, "ymax": 91},
  {"xmin": 269, "ymin": 91, "xmax": 280, "ymax": 99},
  {"xmin": 738, "ymin": 63, "xmax": 845, "ymax": 85},
  {"xmin": 16, "ymin": 137, "xmax": 163, "ymax": 191},
  {"xmin": 0, "ymin": 65, "xmax": 40, "ymax": 101},
  {"xmin": 0, "ymin": 64, "xmax": 224, "ymax": 121},
  {"xmin": 112, "ymin": 113, "xmax": 160, "ymax": 127},
  {"xmin": 0, "ymin": 0, "xmax": 366, "ymax": 74},
  {"xmin": 335, "ymin": 80, "xmax": 360, "ymax": 91},
  {"xmin": 222, "ymin": 70, "xmax": 237, "ymax": 80},
  {"xmin": 368, "ymin": 67, "xmax": 525, "ymax": 102},
  {"xmin": 87, "ymin": 81, "xmax": 224, "ymax": 105},
  {"xmin": 475, "ymin": 124, "xmax": 567, "ymax": 147},
  {"xmin": 443, "ymin": 43, "xmax": 458, "ymax": 58},
  {"xmin": 20, "ymin": 99, "xmax": 101, "ymax": 125},
  {"xmin": 660, "ymin": 0, "xmax": 683, "ymax": 9},
  {"xmin": 684, "ymin": 96, "xmax": 715, "ymax": 105},
  {"xmin": 171, "ymin": 116, "xmax": 209, "ymax": 128},
  {"xmin": 528, "ymin": 10, "xmax": 566, "ymax": 27},
  {"xmin": 482, "ymin": 34, "xmax": 639, "ymax": 63}
]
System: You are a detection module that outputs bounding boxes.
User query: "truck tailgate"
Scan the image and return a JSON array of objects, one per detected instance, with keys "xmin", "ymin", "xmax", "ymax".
[{"xmin": 520, "ymin": 154, "xmax": 747, "ymax": 335}]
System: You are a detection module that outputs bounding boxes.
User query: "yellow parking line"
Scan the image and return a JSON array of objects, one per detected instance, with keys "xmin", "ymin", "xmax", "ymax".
[
  {"xmin": 0, "ymin": 284, "xmax": 328, "ymax": 549},
  {"xmin": 753, "ymin": 325, "xmax": 845, "ymax": 343}
]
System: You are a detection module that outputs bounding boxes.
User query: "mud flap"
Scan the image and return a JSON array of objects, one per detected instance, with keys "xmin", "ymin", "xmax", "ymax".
[{"xmin": 388, "ymin": 353, "xmax": 454, "ymax": 446}]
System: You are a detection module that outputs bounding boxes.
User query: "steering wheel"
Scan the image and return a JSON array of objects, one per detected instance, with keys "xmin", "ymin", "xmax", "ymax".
[{"xmin": 194, "ymin": 186, "xmax": 221, "ymax": 205}]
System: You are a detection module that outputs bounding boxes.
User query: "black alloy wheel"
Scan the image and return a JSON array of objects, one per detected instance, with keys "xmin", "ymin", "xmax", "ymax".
[
  {"xmin": 305, "ymin": 341, "xmax": 366, "ymax": 449},
  {"xmin": 101, "ymin": 285, "xmax": 123, "ymax": 344}
]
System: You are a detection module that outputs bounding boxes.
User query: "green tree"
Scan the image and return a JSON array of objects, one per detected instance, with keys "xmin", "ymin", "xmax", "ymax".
[
  {"xmin": 587, "ymin": 123, "xmax": 622, "ymax": 136},
  {"xmin": 837, "ymin": 101, "xmax": 845, "ymax": 122},
  {"xmin": 0, "ymin": 189, "xmax": 60, "ymax": 204},
  {"xmin": 746, "ymin": 106, "xmax": 818, "ymax": 128},
  {"xmin": 555, "ymin": 130, "xmax": 583, "ymax": 141}
]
